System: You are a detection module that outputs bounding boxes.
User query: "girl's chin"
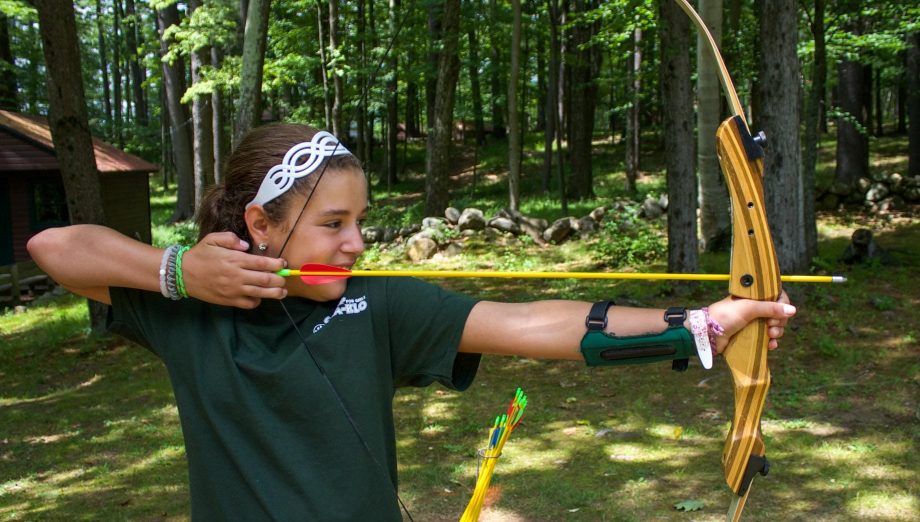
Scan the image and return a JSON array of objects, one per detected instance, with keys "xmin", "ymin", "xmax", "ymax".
[{"xmin": 297, "ymin": 282, "xmax": 347, "ymax": 303}]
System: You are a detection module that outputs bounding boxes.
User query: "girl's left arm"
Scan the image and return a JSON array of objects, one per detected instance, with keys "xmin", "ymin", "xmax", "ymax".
[{"xmin": 458, "ymin": 296, "xmax": 795, "ymax": 360}]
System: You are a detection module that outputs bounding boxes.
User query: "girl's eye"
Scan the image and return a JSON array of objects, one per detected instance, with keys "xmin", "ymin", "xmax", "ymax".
[{"xmin": 325, "ymin": 221, "xmax": 341, "ymax": 229}]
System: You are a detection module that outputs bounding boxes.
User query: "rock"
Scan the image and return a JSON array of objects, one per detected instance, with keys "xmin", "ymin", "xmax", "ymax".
[
  {"xmin": 904, "ymin": 187, "xmax": 920, "ymax": 202},
  {"xmin": 856, "ymin": 177, "xmax": 872, "ymax": 193},
  {"xmin": 658, "ymin": 193, "xmax": 669, "ymax": 211},
  {"xmin": 640, "ymin": 197, "xmax": 664, "ymax": 219},
  {"xmin": 458, "ymin": 208, "xmax": 486, "ymax": 231},
  {"xmin": 407, "ymin": 237, "xmax": 438, "ymax": 261},
  {"xmin": 399, "ymin": 224, "xmax": 421, "ymax": 237},
  {"xmin": 460, "ymin": 229, "xmax": 478, "ymax": 238},
  {"xmin": 865, "ymin": 183, "xmax": 889, "ymax": 202},
  {"xmin": 407, "ymin": 230, "xmax": 437, "ymax": 248},
  {"xmin": 444, "ymin": 207, "xmax": 461, "ymax": 225},
  {"xmin": 543, "ymin": 217, "xmax": 573, "ymax": 243},
  {"xmin": 382, "ymin": 227, "xmax": 397, "ymax": 243},
  {"xmin": 488, "ymin": 216, "xmax": 520, "ymax": 234},
  {"xmin": 887, "ymin": 173, "xmax": 904, "ymax": 193},
  {"xmin": 443, "ymin": 243, "xmax": 463, "ymax": 257},
  {"xmin": 878, "ymin": 196, "xmax": 905, "ymax": 212},
  {"xmin": 362, "ymin": 226, "xmax": 385, "ymax": 243},
  {"xmin": 589, "ymin": 206, "xmax": 606, "ymax": 222},
  {"xmin": 422, "ymin": 217, "xmax": 447, "ymax": 229},
  {"xmin": 577, "ymin": 216, "xmax": 598, "ymax": 236}
]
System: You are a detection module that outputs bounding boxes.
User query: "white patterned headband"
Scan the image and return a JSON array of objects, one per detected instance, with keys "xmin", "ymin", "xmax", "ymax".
[{"xmin": 245, "ymin": 131, "xmax": 352, "ymax": 209}]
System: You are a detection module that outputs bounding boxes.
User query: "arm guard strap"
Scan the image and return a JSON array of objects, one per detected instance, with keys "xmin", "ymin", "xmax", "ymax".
[{"xmin": 580, "ymin": 302, "xmax": 695, "ymax": 372}]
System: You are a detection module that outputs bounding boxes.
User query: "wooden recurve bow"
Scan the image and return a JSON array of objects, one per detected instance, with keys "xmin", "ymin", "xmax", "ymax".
[{"xmin": 671, "ymin": 1, "xmax": 783, "ymax": 520}]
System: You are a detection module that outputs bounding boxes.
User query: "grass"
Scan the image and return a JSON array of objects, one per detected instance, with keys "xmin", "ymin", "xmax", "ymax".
[{"xmin": 1, "ymin": 134, "xmax": 918, "ymax": 521}]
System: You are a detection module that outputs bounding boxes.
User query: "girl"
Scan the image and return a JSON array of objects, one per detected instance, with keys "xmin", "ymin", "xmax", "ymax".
[{"xmin": 27, "ymin": 123, "xmax": 794, "ymax": 520}]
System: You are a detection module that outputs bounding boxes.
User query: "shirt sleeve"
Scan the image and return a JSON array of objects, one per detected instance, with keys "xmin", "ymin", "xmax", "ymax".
[
  {"xmin": 107, "ymin": 286, "xmax": 204, "ymax": 360},
  {"xmin": 383, "ymin": 278, "xmax": 481, "ymax": 391}
]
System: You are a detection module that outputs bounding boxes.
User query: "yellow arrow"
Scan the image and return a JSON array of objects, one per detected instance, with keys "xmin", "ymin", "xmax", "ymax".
[{"xmin": 281, "ymin": 267, "xmax": 845, "ymax": 283}]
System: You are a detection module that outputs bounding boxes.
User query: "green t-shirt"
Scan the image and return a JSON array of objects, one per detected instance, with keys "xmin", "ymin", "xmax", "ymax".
[{"xmin": 108, "ymin": 277, "xmax": 480, "ymax": 520}]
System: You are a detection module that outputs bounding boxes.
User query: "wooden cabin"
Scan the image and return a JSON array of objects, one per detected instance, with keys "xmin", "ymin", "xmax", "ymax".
[
  {"xmin": 0, "ymin": 109, "xmax": 157, "ymax": 266},
  {"xmin": 0, "ymin": 110, "xmax": 157, "ymax": 305}
]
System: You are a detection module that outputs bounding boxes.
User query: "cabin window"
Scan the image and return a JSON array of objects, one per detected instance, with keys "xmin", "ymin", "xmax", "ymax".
[{"xmin": 29, "ymin": 178, "xmax": 69, "ymax": 229}]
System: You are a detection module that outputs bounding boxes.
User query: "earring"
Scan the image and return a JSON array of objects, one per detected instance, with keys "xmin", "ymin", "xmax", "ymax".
[{"xmin": 258, "ymin": 243, "xmax": 268, "ymax": 252}]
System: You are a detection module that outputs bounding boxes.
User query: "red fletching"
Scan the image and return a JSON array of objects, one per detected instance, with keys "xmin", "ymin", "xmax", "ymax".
[{"xmin": 298, "ymin": 263, "xmax": 352, "ymax": 285}]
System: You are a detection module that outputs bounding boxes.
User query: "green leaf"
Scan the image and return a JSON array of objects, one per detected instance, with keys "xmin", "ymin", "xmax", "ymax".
[{"xmin": 673, "ymin": 499, "xmax": 705, "ymax": 511}]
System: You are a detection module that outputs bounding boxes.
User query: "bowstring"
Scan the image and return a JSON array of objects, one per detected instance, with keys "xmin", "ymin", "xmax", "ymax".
[{"xmin": 273, "ymin": 4, "xmax": 414, "ymax": 520}]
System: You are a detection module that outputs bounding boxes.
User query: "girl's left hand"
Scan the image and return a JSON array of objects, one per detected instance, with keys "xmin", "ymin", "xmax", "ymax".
[{"xmin": 706, "ymin": 292, "xmax": 796, "ymax": 354}]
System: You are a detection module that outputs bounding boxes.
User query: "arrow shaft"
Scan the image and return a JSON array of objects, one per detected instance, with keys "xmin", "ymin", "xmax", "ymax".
[{"xmin": 281, "ymin": 268, "xmax": 843, "ymax": 283}]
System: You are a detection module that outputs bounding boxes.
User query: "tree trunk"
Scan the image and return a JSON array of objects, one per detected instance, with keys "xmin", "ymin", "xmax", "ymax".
[
  {"xmin": 489, "ymin": 0, "xmax": 505, "ymax": 139},
  {"xmin": 189, "ymin": 0, "xmax": 215, "ymax": 212},
  {"xmin": 542, "ymin": 0, "xmax": 561, "ymax": 195},
  {"xmin": 556, "ymin": 0, "xmax": 567, "ymax": 214},
  {"xmin": 834, "ymin": 59, "xmax": 869, "ymax": 187},
  {"xmin": 112, "ymin": 0, "xmax": 123, "ymax": 147},
  {"xmin": 212, "ymin": 47, "xmax": 228, "ymax": 182},
  {"xmin": 34, "ymin": 0, "xmax": 109, "ymax": 332},
  {"xmin": 124, "ymin": 0, "xmax": 148, "ymax": 126},
  {"xmin": 897, "ymin": 49, "xmax": 907, "ymax": 134},
  {"xmin": 234, "ymin": 0, "xmax": 270, "ymax": 146},
  {"xmin": 357, "ymin": 0, "xmax": 367, "ymax": 166},
  {"xmin": 385, "ymin": 0, "xmax": 400, "ymax": 187},
  {"xmin": 328, "ymin": 0, "xmax": 344, "ymax": 138},
  {"xmin": 625, "ymin": 26, "xmax": 641, "ymax": 194},
  {"xmin": 802, "ymin": 0, "xmax": 825, "ymax": 261},
  {"xmin": 755, "ymin": 0, "xmax": 807, "ymax": 274},
  {"xmin": 659, "ymin": 0, "xmax": 698, "ymax": 275},
  {"xmin": 908, "ymin": 32, "xmax": 920, "ymax": 177},
  {"xmin": 426, "ymin": 3, "xmax": 442, "ymax": 131},
  {"xmin": 0, "ymin": 13, "xmax": 17, "ymax": 110},
  {"xmin": 425, "ymin": 0, "xmax": 461, "ymax": 216},
  {"xmin": 467, "ymin": 25, "xmax": 485, "ymax": 146},
  {"xmin": 697, "ymin": 0, "xmax": 731, "ymax": 252},
  {"xmin": 315, "ymin": 1, "xmax": 332, "ymax": 130},
  {"xmin": 95, "ymin": 0, "xmax": 112, "ymax": 135},
  {"xmin": 507, "ymin": 0, "xmax": 522, "ymax": 210},
  {"xmin": 406, "ymin": 79, "xmax": 420, "ymax": 137},
  {"xmin": 567, "ymin": 0, "xmax": 600, "ymax": 200},
  {"xmin": 536, "ymin": 28, "xmax": 546, "ymax": 134},
  {"xmin": 157, "ymin": 5, "xmax": 195, "ymax": 221}
]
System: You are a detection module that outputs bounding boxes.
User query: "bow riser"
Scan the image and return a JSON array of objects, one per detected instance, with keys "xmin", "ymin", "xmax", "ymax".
[
  {"xmin": 716, "ymin": 115, "xmax": 782, "ymax": 519},
  {"xmin": 717, "ymin": 116, "xmax": 781, "ymax": 300}
]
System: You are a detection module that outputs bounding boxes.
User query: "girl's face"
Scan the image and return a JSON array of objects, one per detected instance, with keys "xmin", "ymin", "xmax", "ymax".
[{"xmin": 268, "ymin": 168, "xmax": 368, "ymax": 302}]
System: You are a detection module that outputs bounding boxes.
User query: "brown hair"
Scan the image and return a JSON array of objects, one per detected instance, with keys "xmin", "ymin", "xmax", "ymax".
[{"xmin": 196, "ymin": 123, "xmax": 362, "ymax": 244}]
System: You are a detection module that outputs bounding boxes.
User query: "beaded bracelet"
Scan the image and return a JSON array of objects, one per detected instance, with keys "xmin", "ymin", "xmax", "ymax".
[
  {"xmin": 701, "ymin": 306, "xmax": 725, "ymax": 347},
  {"xmin": 158, "ymin": 245, "xmax": 178, "ymax": 298},
  {"xmin": 175, "ymin": 246, "xmax": 191, "ymax": 299}
]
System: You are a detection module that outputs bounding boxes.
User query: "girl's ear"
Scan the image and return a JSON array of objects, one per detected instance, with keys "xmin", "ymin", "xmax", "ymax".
[{"xmin": 244, "ymin": 205, "xmax": 272, "ymax": 248}]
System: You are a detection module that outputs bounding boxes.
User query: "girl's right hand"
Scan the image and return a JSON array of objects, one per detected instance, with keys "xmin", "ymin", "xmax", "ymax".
[{"xmin": 181, "ymin": 232, "xmax": 288, "ymax": 309}]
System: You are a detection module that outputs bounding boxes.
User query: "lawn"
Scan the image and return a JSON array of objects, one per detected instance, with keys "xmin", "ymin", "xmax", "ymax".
[{"xmin": 1, "ymin": 136, "xmax": 918, "ymax": 521}]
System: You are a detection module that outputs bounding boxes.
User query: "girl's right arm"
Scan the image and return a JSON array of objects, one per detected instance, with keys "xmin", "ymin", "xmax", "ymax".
[{"xmin": 27, "ymin": 225, "xmax": 287, "ymax": 308}]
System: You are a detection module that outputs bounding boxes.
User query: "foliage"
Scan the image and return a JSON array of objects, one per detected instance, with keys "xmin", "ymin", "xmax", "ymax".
[{"xmin": 594, "ymin": 206, "xmax": 667, "ymax": 268}]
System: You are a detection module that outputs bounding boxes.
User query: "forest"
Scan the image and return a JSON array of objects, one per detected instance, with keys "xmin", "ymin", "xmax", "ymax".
[
  {"xmin": 1, "ymin": 0, "xmax": 919, "ymax": 520},
  {"xmin": 2, "ymin": 0, "xmax": 917, "ymax": 274}
]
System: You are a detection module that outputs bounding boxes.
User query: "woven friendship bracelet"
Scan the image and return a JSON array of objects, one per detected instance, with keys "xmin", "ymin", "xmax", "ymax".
[{"xmin": 175, "ymin": 246, "xmax": 191, "ymax": 299}]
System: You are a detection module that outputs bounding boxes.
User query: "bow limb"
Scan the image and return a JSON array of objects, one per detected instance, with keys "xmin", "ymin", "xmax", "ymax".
[{"xmin": 671, "ymin": 0, "xmax": 782, "ymax": 519}]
